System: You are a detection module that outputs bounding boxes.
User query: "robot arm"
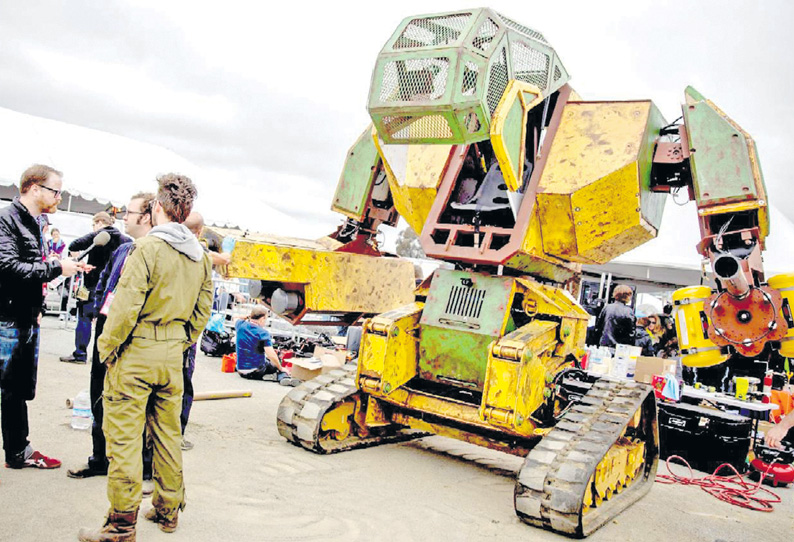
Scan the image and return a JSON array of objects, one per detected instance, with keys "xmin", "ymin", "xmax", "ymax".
[{"xmin": 652, "ymin": 87, "xmax": 790, "ymax": 361}]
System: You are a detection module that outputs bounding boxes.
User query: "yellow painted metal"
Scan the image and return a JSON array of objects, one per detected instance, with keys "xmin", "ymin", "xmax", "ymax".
[
  {"xmin": 225, "ymin": 231, "xmax": 415, "ymax": 315},
  {"xmin": 320, "ymin": 400, "xmax": 356, "ymax": 440},
  {"xmin": 391, "ymin": 411, "xmax": 533, "ymax": 457},
  {"xmin": 372, "ymin": 129, "xmax": 454, "ymax": 234},
  {"xmin": 490, "ymin": 80, "xmax": 543, "ymax": 191},
  {"xmin": 584, "ymin": 438, "xmax": 646, "ymax": 510},
  {"xmin": 768, "ymin": 274, "xmax": 794, "ymax": 357},
  {"xmin": 358, "ymin": 275, "xmax": 590, "ymax": 445},
  {"xmin": 358, "ymin": 303, "xmax": 423, "ymax": 394},
  {"xmin": 536, "ymin": 101, "xmax": 664, "ymax": 264},
  {"xmin": 363, "ymin": 396, "xmax": 391, "ymax": 428},
  {"xmin": 482, "ymin": 321, "xmax": 559, "ymax": 433},
  {"xmin": 672, "ymin": 285, "xmax": 728, "ymax": 367},
  {"xmin": 504, "ymin": 206, "xmax": 582, "ymax": 283}
]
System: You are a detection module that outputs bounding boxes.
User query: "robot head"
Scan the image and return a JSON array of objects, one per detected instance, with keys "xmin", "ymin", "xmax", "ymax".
[{"xmin": 367, "ymin": 8, "xmax": 569, "ymax": 145}]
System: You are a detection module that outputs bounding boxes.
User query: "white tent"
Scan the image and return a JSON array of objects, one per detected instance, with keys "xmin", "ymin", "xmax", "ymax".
[
  {"xmin": 583, "ymin": 200, "xmax": 794, "ymax": 290},
  {"xmin": 0, "ymin": 106, "xmax": 312, "ymax": 236}
]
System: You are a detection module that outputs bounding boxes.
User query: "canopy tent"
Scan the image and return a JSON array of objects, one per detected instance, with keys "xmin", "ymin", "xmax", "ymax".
[
  {"xmin": 583, "ymin": 200, "xmax": 794, "ymax": 292},
  {"xmin": 0, "ymin": 106, "xmax": 313, "ymax": 236}
]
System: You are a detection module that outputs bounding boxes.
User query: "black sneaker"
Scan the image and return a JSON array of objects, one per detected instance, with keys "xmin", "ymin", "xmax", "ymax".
[
  {"xmin": 67, "ymin": 464, "xmax": 108, "ymax": 479},
  {"xmin": 59, "ymin": 355, "xmax": 87, "ymax": 364}
]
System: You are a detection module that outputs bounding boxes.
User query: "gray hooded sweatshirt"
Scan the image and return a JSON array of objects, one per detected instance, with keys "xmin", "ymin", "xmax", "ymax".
[{"xmin": 148, "ymin": 222, "xmax": 204, "ymax": 262}]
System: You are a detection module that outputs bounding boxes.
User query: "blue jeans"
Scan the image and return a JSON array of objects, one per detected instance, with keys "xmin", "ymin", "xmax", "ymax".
[
  {"xmin": 0, "ymin": 322, "xmax": 39, "ymax": 461},
  {"xmin": 73, "ymin": 301, "xmax": 94, "ymax": 360}
]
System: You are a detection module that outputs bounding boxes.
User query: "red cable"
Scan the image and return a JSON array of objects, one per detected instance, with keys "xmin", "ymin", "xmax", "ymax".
[{"xmin": 655, "ymin": 455, "xmax": 781, "ymax": 512}]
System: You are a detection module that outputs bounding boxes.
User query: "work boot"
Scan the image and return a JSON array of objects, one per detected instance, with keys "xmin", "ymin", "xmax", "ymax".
[
  {"xmin": 144, "ymin": 507, "xmax": 179, "ymax": 533},
  {"xmin": 78, "ymin": 510, "xmax": 137, "ymax": 542}
]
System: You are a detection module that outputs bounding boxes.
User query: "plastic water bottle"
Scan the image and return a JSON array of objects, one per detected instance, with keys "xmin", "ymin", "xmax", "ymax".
[{"xmin": 71, "ymin": 389, "xmax": 92, "ymax": 430}]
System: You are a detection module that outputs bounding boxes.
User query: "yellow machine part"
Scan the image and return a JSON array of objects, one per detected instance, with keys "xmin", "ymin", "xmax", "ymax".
[
  {"xmin": 373, "ymin": 130, "xmax": 455, "ymax": 235},
  {"xmin": 584, "ymin": 438, "xmax": 645, "ymax": 510},
  {"xmin": 224, "ymin": 231, "xmax": 415, "ymax": 315},
  {"xmin": 358, "ymin": 303, "xmax": 423, "ymax": 394},
  {"xmin": 490, "ymin": 80, "xmax": 544, "ymax": 192},
  {"xmin": 536, "ymin": 101, "xmax": 667, "ymax": 264},
  {"xmin": 482, "ymin": 320, "xmax": 560, "ymax": 433},
  {"xmin": 672, "ymin": 285, "xmax": 727, "ymax": 367},
  {"xmin": 768, "ymin": 273, "xmax": 794, "ymax": 357},
  {"xmin": 503, "ymin": 205, "xmax": 583, "ymax": 284}
]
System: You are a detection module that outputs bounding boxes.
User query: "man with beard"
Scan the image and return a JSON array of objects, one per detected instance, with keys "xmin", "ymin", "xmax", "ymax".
[{"xmin": 0, "ymin": 164, "xmax": 85, "ymax": 470}]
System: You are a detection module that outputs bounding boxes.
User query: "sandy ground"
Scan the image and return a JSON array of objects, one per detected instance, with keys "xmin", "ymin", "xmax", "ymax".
[{"xmin": 0, "ymin": 318, "xmax": 791, "ymax": 542}]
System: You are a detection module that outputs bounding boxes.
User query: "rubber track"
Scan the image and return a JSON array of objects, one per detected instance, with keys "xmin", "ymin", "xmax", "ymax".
[
  {"xmin": 276, "ymin": 363, "xmax": 427, "ymax": 454},
  {"xmin": 514, "ymin": 379, "xmax": 658, "ymax": 538}
]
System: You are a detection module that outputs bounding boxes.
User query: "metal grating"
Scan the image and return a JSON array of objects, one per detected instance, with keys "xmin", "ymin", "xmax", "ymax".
[
  {"xmin": 554, "ymin": 65, "xmax": 562, "ymax": 82},
  {"xmin": 511, "ymin": 40, "xmax": 549, "ymax": 91},
  {"xmin": 472, "ymin": 18, "xmax": 499, "ymax": 52},
  {"xmin": 461, "ymin": 60, "xmax": 479, "ymax": 96},
  {"xmin": 379, "ymin": 58, "xmax": 450, "ymax": 103},
  {"xmin": 445, "ymin": 285, "xmax": 486, "ymax": 319},
  {"xmin": 496, "ymin": 13, "xmax": 548, "ymax": 43},
  {"xmin": 384, "ymin": 114, "xmax": 453, "ymax": 140},
  {"xmin": 486, "ymin": 46, "xmax": 509, "ymax": 117},
  {"xmin": 394, "ymin": 13, "xmax": 472, "ymax": 49}
]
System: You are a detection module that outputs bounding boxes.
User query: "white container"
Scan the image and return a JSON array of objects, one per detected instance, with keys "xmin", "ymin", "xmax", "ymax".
[{"xmin": 71, "ymin": 389, "xmax": 92, "ymax": 430}]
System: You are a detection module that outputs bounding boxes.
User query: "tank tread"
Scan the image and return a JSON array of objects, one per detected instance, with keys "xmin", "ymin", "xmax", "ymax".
[
  {"xmin": 276, "ymin": 363, "xmax": 427, "ymax": 454},
  {"xmin": 514, "ymin": 378, "xmax": 658, "ymax": 538}
]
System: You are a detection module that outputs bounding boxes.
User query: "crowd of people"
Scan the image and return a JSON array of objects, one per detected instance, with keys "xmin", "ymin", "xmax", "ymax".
[
  {"xmin": 0, "ymin": 164, "xmax": 212, "ymax": 541},
  {"xmin": 588, "ymin": 284, "xmax": 679, "ymax": 359}
]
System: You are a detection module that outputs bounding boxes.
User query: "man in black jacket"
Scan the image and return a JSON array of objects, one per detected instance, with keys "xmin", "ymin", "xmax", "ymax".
[
  {"xmin": 597, "ymin": 284, "xmax": 636, "ymax": 349},
  {"xmin": 60, "ymin": 212, "xmax": 128, "ymax": 364},
  {"xmin": 0, "ymin": 164, "xmax": 85, "ymax": 469}
]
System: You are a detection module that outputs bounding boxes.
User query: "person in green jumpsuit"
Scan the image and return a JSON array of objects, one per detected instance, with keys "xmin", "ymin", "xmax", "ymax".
[{"xmin": 79, "ymin": 174, "xmax": 212, "ymax": 541}]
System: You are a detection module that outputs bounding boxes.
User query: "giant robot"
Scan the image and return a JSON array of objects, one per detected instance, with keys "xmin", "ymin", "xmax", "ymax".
[{"xmin": 215, "ymin": 8, "xmax": 792, "ymax": 537}]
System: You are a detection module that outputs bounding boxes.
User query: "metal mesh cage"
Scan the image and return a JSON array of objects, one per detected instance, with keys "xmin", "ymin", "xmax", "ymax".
[
  {"xmin": 511, "ymin": 40, "xmax": 549, "ymax": 91},
  {"xmin": 554, "ymin": 65, "xmax": 562, "ymax": 82},
  {"xmin": 496, "ymin": 13, "xmax": 547, "ymax": 44},
  {"xmin": 486, "ymin": 46, "xmax": 509, "ymax": 117},
  {"xmin": 472, "ymin": 18, "xmax": 499, "ymax": 53},
  {"xmin": 461, "ymin": 60, "xmax": 479, "ymax": 97},
  {"xmin": 379, "ymin": 58, "xmax": 450, "ymax": 103},
  {"xmin": 393, "ymin": 13, "xmax": 472, "ymax": 49},
  {"xmin": 383, "ymin": 114, "xmax": 454, "ymax": 140}
]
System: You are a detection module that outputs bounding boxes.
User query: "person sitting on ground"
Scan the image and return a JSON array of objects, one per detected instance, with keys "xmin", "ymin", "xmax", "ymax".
[{"xmin": 235, "ymin": 306, "xmax": 299, "ymax": 386}]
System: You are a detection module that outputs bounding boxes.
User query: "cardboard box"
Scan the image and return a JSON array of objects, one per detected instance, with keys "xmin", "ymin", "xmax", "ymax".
[
  {"xmin": 634, "ymin": 356, "xmax": 676, "ymax": 384},
  {"xmin": 289, "ymin": 347, "xmax": 347, "ymax": 382},
  {"xmin": 313, "ymin": 346, "xmax": 346, "ymax": 371},
  {"xmin": 290, "ymin": 358, "xmax": 323, "ymax": 381}
]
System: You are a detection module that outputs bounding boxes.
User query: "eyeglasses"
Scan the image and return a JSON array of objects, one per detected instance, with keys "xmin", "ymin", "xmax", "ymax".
[
  {"xmin": 37, "ymin": 184, "xmax": 62, "ymax": 198},
  {"xmin": 124, "ymin": 210, "xmax": 144, "ymax": 217}
]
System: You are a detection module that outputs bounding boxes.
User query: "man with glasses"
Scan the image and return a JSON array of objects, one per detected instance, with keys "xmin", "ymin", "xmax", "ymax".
[
  {"xmin": 60, "ymin": 211, "xmax": 128, "ymax": 364},
  {"xmin": 0, "ymin": 164, "xmax": 85, "ymax": 469},
  {"xmin": 67, "ymin": 192, "xmax": 155, "ymax": 481}
]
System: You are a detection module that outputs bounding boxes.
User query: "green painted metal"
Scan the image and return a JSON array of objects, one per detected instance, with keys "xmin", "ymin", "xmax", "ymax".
[
  {"xmin": 368, "ymin": 8, "xmax": 570, "ymax": 145},
  {"xmin": 683, "ymin": 90, "xmax": 759, "ymax": 206},
  {"xmin": 637, "ymin": 102, "xmax": 667, "ymax": 231},
  {"xmin": 331, "ymin": 127, "xmax": 380, "ymax": 220},
  {"xmin": 418, "ymin": 269, "xmax": 513, "ymax": 390}
]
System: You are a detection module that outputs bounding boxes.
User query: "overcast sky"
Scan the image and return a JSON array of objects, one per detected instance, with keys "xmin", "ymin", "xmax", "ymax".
[{"xmin": 0, "ymin": 0, "xmax": 791, "ymax": 240}]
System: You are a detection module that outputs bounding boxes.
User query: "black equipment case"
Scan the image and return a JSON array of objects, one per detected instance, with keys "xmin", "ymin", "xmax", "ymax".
[{"xmin": 658, "ymin": 402, "xmax": 752, "ymax": 473}]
